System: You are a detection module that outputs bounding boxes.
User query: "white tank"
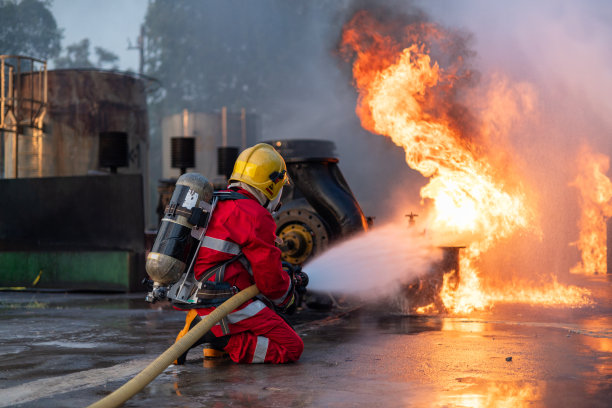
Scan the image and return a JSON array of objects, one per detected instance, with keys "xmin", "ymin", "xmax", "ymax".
[{"xmin": 159, "ymin": 111, "xmax": 260, "ymax": 180}]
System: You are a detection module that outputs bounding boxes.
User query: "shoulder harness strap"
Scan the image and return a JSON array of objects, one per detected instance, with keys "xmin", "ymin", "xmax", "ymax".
[
  {"xmin": 213, "ymin": 190, "xmax": 251, "ymax": 201},
  {"xmin": 197, "ymin": 252, "xmax": 243, "ymax": 283}
]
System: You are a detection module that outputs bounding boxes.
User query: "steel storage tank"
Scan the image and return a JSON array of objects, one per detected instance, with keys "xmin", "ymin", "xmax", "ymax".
[
  {"xmin": 4, "ymin": 69, "xmax": 148, "ymax": 179},
  {"xmin": 159, "ymin": 111, "xmax": 259, "ymax": 180},
  {"xmin": 9, "ymin": 69, "xmax": 148, "ymax": 177},
  {"xmin": 43, "ymin": 69, "xmax": 149, "ymax": 177}
]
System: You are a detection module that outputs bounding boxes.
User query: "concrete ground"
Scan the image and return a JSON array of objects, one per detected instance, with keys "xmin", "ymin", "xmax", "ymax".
[{"xmin": 0, "ymin": 274, "xmax": 610, "ymax": 408}]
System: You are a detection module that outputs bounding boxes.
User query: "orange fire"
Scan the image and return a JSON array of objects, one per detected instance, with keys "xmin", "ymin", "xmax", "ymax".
[
  {"xmin": 439, "ymin": 382, "xmax": 542, "ymax": 408},
  {"xmin": 341, "ymin": 11, "xmax": 591, "ymax": 313},
  {"xmin": 570, "ymin": 145, "xmax": 612, "ymax": 275}
]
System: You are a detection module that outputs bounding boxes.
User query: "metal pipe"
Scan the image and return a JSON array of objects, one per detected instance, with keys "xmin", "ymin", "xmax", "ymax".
[
  {"xmin": 14, "ymin": 58, "xmax": 20, "ymax": 178},
  {"xmin": 221, "ymin": 106, "xmax": 227, "ymax": 147},
  {"xmin": 43, "ymin": 61, "xmax": 47, "ymax": 106},
  {"xmin": 240, "ymin": 107, "xmax": 246, "ymax": 150},
  {"xmin": 182, "ymin": 108, "xmax": 188, "ymax": 137},
  {"xmin": 8, "ymin": 65, "xmax": 13, "ymax": 113},
  {"xmin": 1, "ymin": 58, "xmax": 5, "ymax": 128}
]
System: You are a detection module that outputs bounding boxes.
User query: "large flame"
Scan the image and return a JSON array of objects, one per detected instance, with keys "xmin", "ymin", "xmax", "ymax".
[
  {"xmin": 570, "ymin": 146, "xmax": 612, "ymax": 275},
  {"xmin": 341, "ymin": 11, "xmax": 591, "ymax": 313}
]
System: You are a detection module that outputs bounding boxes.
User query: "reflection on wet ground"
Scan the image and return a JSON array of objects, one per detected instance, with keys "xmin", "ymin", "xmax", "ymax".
[{"xmin": 0, "ymin": 275, "xmax": 610, "ymax": 407}]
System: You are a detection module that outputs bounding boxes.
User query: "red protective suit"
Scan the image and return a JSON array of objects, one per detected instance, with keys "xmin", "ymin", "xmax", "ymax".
[{"xmin": 192, "ymin": 187, "xmax": 303, "ymax": 364}]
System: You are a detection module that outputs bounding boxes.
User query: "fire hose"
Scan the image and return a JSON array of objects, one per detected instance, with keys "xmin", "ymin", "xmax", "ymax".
[{"xmin": 87, "ymin": 284, "xmax": 260, "ymax": 408}]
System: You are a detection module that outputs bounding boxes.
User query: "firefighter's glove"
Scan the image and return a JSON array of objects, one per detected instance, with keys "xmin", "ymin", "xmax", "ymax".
[
  {"xmin": 277, "ymin": 290, "xmax": 298, "ymax": 315},
  {"xmin": 292, "ymin": 270, "xmax": 309, "ymax": 295},
  {"xmin": 282, "ymin": 263, "xmax": 308, "ymax": 290}
]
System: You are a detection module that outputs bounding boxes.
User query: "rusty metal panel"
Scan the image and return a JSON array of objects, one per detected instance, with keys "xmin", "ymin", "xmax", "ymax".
[
  {"xmin": 3, "ymin": 69, "xmax": 149, "ymax": 179},
  {"xmin": 44, "ymin": 70, "xmax": 148, "ymax": 177}
]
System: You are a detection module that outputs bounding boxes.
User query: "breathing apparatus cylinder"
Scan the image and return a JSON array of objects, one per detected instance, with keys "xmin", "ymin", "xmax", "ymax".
[{"xmin": 145, "ymin": 173, "xmax": 213, "ymax": 302}]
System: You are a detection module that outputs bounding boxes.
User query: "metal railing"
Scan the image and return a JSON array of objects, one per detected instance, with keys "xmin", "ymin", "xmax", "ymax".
[{"xmin": 0, "ymin": 55, "xmax": 47, "ymax": 178}]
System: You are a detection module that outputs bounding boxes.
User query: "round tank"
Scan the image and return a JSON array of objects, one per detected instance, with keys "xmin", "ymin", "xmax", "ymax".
[
  {"xmin": 3, "ymin": 69, "xmax": 148, "ymax": 179},
  {"xmin": 43, "ymin": 69, "xmax": 149, "ymax": 177},
  {"xmin": 159, "ymin": 111, "xmax": 260, "ymax": 180},
  {"xmin": 4, "ymin": 69, "xmax": 148, "ymax": 178}
]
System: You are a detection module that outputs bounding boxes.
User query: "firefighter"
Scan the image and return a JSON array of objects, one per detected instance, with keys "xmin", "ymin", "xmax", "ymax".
[{"xmin": 174, "ymin": 143, "xmax": 303, "ymax": 364}]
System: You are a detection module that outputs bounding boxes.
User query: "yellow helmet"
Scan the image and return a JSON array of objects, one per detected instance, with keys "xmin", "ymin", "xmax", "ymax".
[{"xmin": 230, "ymin": 143, "xmax": 287, "ymax": 200}]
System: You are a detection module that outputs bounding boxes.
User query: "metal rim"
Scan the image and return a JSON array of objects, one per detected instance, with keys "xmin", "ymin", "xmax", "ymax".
[{"xmin": 274, "ymin": 208, "xmax": 329, "ymax": 265}]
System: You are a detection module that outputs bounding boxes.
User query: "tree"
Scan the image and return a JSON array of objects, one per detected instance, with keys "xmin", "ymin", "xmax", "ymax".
[
  {"xmin": 54, "ymin": 38, "xmax": 92, "ymax": 68},
  {"xmin": 94, "ymin": 46, "xmax": 119, "ymax": 69},
  {"xmin": 54, "ymin": 38, "xmax": 119, "ymax": 70},
  {"xmin": 0, "ymin": 0, "xmax": 62, "ymax": 60},
  {"xmin": 142, "ymin": 0, "xmax": 337, "ymax": 116}
]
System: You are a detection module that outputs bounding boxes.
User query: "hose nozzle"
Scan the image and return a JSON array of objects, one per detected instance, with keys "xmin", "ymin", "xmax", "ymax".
[{"xmin": 293, "ymin": 270, "xmax": 309, "ymax": 293}]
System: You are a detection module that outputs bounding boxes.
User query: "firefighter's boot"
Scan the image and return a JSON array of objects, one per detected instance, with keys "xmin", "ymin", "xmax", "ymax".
[
  {"xmin": 174, "ymin": 310, "xmax": 230, "ymax": 364},
  {"xmin": 202, "ymin": 333, "xmax": 230, "ymax": 359},
  {"xmin": 174, "ymin": 310, "xmax": 200, "ymax": 365}
]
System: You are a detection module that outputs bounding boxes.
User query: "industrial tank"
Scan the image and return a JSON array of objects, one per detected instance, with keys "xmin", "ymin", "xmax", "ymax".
[
  {"xmin": 4, "ymin": 69, "xmax": 149, "ymax": 178},
  {"xmin": 159, "ymin": 110, "xmax": 259, "ymax": 180},
  {"xmin": 45, "ymin": 69, "xmax": 149, "ymax": 176}
]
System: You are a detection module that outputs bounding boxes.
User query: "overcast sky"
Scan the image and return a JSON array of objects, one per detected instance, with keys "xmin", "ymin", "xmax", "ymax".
[{"xmin": 50, "ymin": 0, "xmax": 148, "ymax": 71}]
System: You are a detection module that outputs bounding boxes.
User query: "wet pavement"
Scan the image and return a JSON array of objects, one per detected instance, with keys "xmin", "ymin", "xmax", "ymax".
[{"xmin": 0, "ymin": 274, "xmax": 610, "ymax": 407}]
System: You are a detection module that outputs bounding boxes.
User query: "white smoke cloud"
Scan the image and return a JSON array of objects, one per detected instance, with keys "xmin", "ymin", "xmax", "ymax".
[{"xmin": 305, "ymin": 222, "xmax": 442, "ymax": 297}]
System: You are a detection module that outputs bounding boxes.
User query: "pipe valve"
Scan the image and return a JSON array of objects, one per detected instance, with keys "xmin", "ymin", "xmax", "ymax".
[{"xmin": 143, "ymin": 279, "xmax": 169, "ymax": 303}]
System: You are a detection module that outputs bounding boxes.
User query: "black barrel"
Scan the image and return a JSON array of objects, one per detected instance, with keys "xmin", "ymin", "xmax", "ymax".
[
  {"xmin": 171, "ymin": 137, "xmax": 195, "ymax": 174},
  {"xmin": 99, "ymin": 131, "xmax": 128, "ymax": 173},
  {"xmin": 217, "ymin": 146, "xmax": 239, "ymax": 179}
]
